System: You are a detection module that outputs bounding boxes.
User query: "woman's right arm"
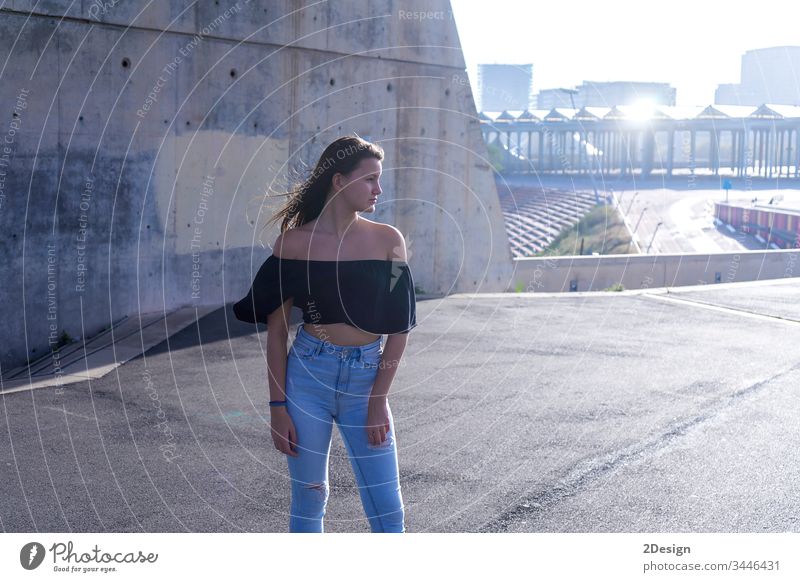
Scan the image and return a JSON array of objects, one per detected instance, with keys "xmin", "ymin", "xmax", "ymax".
[
  {"xmin": 266, "ymin": 231, "xmax": 299, "ymax": 457},
  {"xmin": 266, "ymin": 298, "xmax": 298, "ymax": 457}
]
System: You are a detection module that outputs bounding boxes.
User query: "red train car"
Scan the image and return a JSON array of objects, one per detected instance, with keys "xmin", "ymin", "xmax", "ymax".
[{"xmin": 715, "ymin": 201, "xmax": 800, "ymax": 249}]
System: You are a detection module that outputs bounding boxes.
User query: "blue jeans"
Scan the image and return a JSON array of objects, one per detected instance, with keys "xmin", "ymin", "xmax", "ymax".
[{"xmin": 284, "ymin": 324, "xmax": 405, "ymax": 533}]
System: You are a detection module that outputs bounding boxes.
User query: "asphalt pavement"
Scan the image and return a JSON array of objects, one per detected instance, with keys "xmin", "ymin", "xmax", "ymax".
[{"xmin": 2, "ymin": 278, "xmax": 799, "ymax": 532}]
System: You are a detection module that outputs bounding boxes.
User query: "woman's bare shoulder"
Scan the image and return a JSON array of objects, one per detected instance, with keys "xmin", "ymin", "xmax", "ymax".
[
  {"xmin": 375, "ymin": 222, "xmax": 407, "ymax": 261},
  {"xmin": 356, "ymin": 218, "xmax": 402, "ymax": 260},
  {"xmin": 272, "ymin": 228, "xmax": 306, "ymax": 259}
]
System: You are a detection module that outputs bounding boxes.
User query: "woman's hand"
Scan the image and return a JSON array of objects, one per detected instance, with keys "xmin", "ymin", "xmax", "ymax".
[
  {"xmin": 366, "ymin": 397, "xmax": 391, "ymax": 446},
  {"xmin": 270, "ymin": 407, "xmax": 299, "ymax": 456}
]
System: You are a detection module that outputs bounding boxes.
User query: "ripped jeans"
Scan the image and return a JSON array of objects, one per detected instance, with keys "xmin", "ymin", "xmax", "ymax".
[{"xmin": 283, "ymin": 324, "xmax": 405, "ymax": 533}]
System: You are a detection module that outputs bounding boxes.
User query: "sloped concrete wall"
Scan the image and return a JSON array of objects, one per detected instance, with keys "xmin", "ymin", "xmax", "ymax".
[{"xmin": 0, "ymin": 1, "xmax": 513, "ymax": 369}]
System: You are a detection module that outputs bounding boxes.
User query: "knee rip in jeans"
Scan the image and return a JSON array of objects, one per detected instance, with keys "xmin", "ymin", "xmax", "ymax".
[{"xmin": 303, "ymin": 481, "xmax": 328, "ymax": 497}]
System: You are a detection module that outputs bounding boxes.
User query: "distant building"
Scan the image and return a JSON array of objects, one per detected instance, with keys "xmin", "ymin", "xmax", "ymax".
[
  {"xmin": 715, "ymin": 83, "xmax": 761, "ymax": 105},
  {"xmin": 575, "ymin": 81, "xmax": 676, "ymax": 107},
  {"xmin": 536, "ymin": 88, "xmax": 577, "ymax": 109},
  {"xmin": 534, "ymin": 81, "xmax": 676, "ymax": 111},
  {"xmin": 716, "ymin": 46, "xmax": 800, "ymax": 106},
  {"xmin": 477, "ymin": 64, "xmax": 533, "ymax": 111}
]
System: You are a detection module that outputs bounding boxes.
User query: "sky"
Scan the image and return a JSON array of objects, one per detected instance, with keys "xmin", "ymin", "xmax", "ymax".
[{"xmin": 449, "ymin": 0, "xmax": 800, "ymax": 107}]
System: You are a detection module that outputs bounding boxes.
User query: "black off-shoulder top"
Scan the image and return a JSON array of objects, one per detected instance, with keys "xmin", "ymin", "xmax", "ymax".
[{"xmin": 232, "ymin": 255, "xmax": 418, "ymax": 335}]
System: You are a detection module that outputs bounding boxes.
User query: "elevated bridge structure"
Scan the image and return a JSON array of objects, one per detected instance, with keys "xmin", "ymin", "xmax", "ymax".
[{"xmin": 481, "ymin": 104, "xmax": 800, "ymax": 178}]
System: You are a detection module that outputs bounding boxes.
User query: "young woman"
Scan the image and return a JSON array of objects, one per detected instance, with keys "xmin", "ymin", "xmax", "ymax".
[{"xmin": 233, "ymin": 135, "xmax": 417, "ymax": 533}]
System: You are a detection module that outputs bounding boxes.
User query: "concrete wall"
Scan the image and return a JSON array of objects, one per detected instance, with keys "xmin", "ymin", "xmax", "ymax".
[
  {"xmin": 511, "ymin": 249, "xmax": 800, "ymax": 293},
  {"xmin": 0, "ymin": 1, "xmax": 514, "ymax": 369}
]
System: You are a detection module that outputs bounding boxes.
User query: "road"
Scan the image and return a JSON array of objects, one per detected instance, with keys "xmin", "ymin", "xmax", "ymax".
[
  {"xmin": 2, "ymin": 278, "xmax": 799, "ymax": 532},
  {"xmin": 616, "ymin": 187, "xmax": 800, "ymax": 254}
]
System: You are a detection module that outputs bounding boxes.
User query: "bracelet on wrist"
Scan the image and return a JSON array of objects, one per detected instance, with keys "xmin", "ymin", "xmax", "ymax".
[{"xmin": 269, "ymin": 400, "xmax": 288, "ymax": 408}]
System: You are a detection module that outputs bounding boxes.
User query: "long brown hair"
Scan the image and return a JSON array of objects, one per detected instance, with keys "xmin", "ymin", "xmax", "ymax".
[{"xmin": 267, "ymin": 135, "xmax": 384, "ymax": 233}]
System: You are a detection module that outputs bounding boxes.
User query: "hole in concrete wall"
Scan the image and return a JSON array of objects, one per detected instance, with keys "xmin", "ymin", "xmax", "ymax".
[
  {"xmin": 445, "ymin": 88, "xmax": 450, "ymax": 96},
  {"xmin": 421, "ymin": 127, "xmax": 426, "ymax": 136},
  {"xmin": 329, "ymin": 78, "xmax": 335, "ymax": 86},
  {"xmin": 185, "ymin": 120, "xmax": 191, "ymax": 126},
  {"xmin": 230, "ymin": 68, "xmax": 237, "ymax": 78},
  {"xmin": 386, "ymin": 83, "xmax": 392, "ymax": 92},
  {"xmin": 121, "ymin": 57, "xmax": 130, "ymax": 68},
  {"xmin": 253, "ymin": 122, "xmax": 258, "ymax": 129},
  {"xmin": 78, "ymin": 116, "xmax": 83, "ymax": 122}
]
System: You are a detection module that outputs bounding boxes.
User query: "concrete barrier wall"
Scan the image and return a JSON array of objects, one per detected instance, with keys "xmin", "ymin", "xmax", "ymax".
[
  {"xmin": 511, "ymin": 249, "xmax": 800, "ymax": 293},
  {"xmin": 0, "ymin": 1, "xmax": 514, "ymax": 368}
]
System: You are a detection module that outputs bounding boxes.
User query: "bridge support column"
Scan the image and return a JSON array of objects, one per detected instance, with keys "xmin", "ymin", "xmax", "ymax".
[
  {"xmin": 537, "ymin": 131, "xmax": 545, "ymax": 171},
  {"xmin": 642, "ymin": 129, "xmax": 655, "ymax": 176},
  {"xmin": 710, "ymin": 128, "xmax": 719, "ymax": 175},
  {"xmin": 527, "ymin": 131, "xmax": 532, "ymax": 173},
  {"xmin": 667, "ymin": 130, "xmax": 675, "ymax": 177}
]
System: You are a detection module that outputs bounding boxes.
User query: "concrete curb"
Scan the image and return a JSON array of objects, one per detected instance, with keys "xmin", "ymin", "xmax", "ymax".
[{"xmin": 450, "ymin": 275, "xmax": 800, "ymax": 299}]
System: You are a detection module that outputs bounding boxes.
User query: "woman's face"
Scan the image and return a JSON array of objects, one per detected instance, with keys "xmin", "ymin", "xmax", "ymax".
[{"xmin": 332, "ymin": 157, "xmax": 382, "ymax": 213}]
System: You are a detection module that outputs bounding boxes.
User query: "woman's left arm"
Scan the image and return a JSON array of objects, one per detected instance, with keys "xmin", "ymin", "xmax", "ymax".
[
  {"xmin": 366, "ymin": 333, "xmax": 408, "ymax": 445},
  {"xmin": 366, "ymin": 225, "xmax": 412, "ymax": 445},
  {"xmin": 370, "ymin": 332, "xmax": 408, "ymax": 400}
]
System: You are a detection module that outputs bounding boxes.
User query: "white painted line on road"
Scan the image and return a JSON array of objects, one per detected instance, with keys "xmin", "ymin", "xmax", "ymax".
[
  {"xmin": 0, "ymin": 373, "xmax": 94, "ymax": 395},
  {"xmin": 642, "ymin": 293, "xmax": 800, "ymax": 327}
]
